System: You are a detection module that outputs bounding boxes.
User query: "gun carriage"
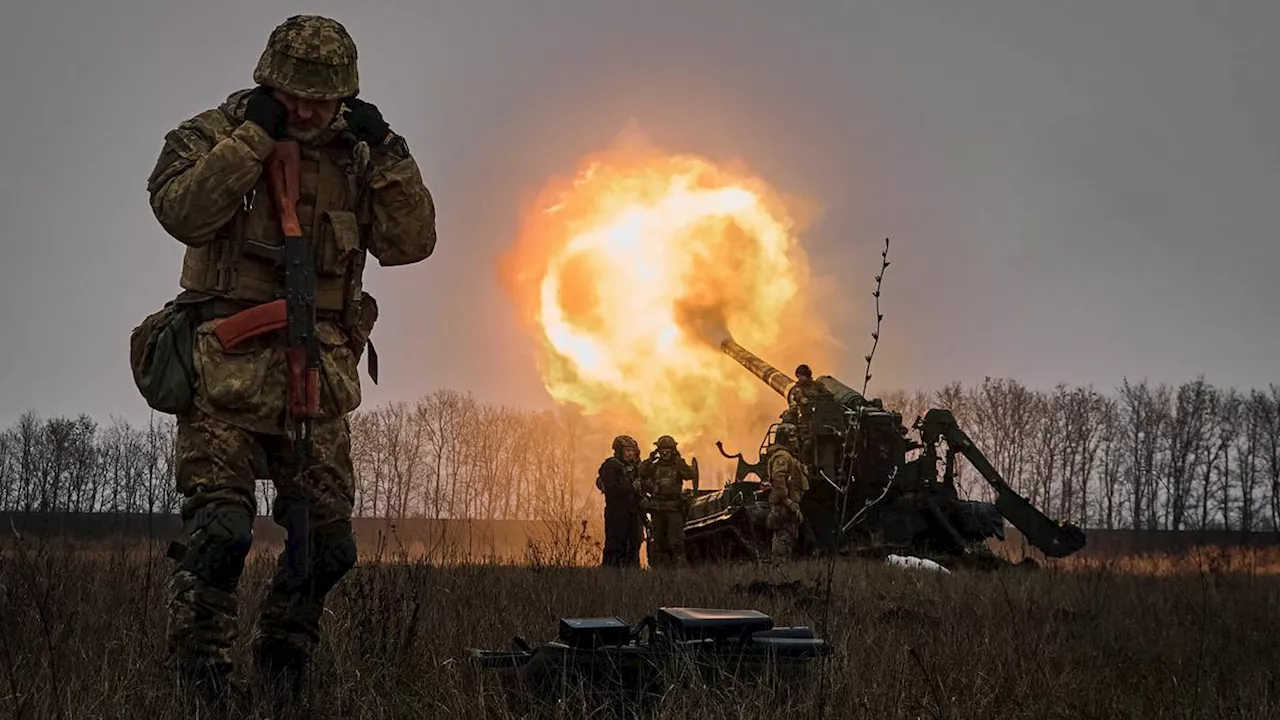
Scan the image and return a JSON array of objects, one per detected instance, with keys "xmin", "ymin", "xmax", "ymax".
[{"xmin": 682, "ymin": 340, "xmax": 1086, "ymax": 566}]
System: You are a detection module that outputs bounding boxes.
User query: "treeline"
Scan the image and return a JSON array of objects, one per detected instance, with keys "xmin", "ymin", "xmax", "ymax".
[
  {"xmin": 881, "ymin": 377, "xmax": 1280, "ymax": 533},
  {"xmin": 0, "ymin": 390, "xmax": 605, "ymax": 527},
  {"xmin": 0, "ymin": 377, "xmax": 1278, "ymax": 532}
]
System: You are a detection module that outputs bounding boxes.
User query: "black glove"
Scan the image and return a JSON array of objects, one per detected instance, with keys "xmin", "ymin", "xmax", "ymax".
[
  {"xmin": 244, "ymin": 86, "xmax": 286, "ymax": 139},
  {"xmin": 342, "ymin": 97, "xmax": 391, "ymax": 145}
]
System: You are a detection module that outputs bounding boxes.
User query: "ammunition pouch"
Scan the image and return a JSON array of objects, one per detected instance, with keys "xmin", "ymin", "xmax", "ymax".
[
  {"xmin": 316, "ymin": 210, "xmax": 362, "ymax": 277},
  {"xmin": 190, "ymin": 314, "xmax": 362, "ymax": 426},
  {"xmin": 128, "ymin": 298, "xmax": 197, "ymax": 415},
  {"xmin": 316, "ymin": 321, "xmax": 363, "ymax": 418},
  {"xmin": 345, "ymin": 291, "xmax": 379, "ymax": 384},
  {"xmin": 192, "ymin": 316, "xmax": 287, "ymax": 422}
]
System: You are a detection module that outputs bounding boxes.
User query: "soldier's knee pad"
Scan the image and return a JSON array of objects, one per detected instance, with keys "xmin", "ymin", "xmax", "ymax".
[
  {"xmin": 311, "ymin": 521, "xmax": 356, "ymax": 598},
  {"xmin": 180, "ymin": 503, "xmax": 254, "ymax": 592}
]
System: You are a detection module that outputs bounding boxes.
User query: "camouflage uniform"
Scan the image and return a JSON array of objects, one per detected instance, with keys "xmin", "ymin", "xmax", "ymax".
[
  {"xmin": 144, "ymin": 15, "xmax": 436, "ymax": 693},
  {"xmin": 766, "ymin": 426, "xmax": 809, "ymax": 559},
  {"xmin": 785, "ymin": 365, "xmax": 836, "ymax": 415},
  {"xmin": 638, "ymin": 436, "xmax": 698, "ymax": 567},
  {"xmin": 597, "ymin": 435, "xmax": 643, "ymax": 568},
  {"xmin": 783, "ymin": 364, "xmax": 835, "ymax": 458}
]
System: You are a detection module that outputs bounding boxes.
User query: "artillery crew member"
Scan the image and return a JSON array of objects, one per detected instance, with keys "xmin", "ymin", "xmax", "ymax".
[
  {"xmin": 786, "ymin": 364, "xmax": 836, "ymax": 410},
  {"xmin": 638, "ymin": 435, "xmax": 699, "ymax": 567},
  {"xmin": 597, "ymin": 435, "xmax": 644, "ymax": 568},
  {"xmin": 140, "ymin": 14, "xmax": 437, "ymax": 705},
  {"xmin": 782, "ymin": 364, "xmax": 837, "ymax": 456},
  {"xmin": 766, "ymin": 423, "xmax": 809, "ymax": 560}
]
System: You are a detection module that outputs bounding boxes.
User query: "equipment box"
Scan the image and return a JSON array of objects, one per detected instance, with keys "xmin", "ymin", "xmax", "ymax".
[
  {"xmin": 656, "ymin": 607, "xmax": 774, "ymax": 641},
  {"xmin": 557, "ymin": 616, "xmax": 632, "ymax": 649}
]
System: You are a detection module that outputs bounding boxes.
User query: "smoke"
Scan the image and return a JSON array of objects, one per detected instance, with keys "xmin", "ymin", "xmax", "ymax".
[{"xmin": 674, "ymin": 300, "xmax": 733, "ymax": 348}]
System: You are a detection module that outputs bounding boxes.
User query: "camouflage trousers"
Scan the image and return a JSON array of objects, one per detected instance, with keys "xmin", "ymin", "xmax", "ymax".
[
  {"xmin": 767, "ymin": 506, "xmax": 800, "ymax": 560},
  {"xmin": 167, "ymin": 406, "xmax": 357, "ymax": 685},
  {"xmin": 646, "ymin": 507, "xmax": 686, "ymax": 568}
]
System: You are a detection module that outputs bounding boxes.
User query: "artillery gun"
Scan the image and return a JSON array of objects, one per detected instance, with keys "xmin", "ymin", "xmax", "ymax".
[{"xmin": 681, "ymin": 340, "xmax": 1087, "ymax": 566}]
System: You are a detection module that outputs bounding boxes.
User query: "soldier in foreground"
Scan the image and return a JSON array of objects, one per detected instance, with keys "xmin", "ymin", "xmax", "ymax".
[
  {"xmin": 597, "ymin": 435, "xmax": 644, "ymax": 568},
  {"xmin": 143, "ymin": 14, "xmax": 437, "ymax": 704},
  {"xmin": 766, "ymin": 424, "xmax": 809, "ymax": 560},
  {"xmin": 638, "ymin": 435, "xmax": 699, "ymax": 567}
]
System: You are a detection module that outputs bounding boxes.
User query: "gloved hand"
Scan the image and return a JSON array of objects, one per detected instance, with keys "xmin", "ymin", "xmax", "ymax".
[
  {"xmin": 342, "ymin": 97, "xmax": 391, "ymax": 145},
  {"xmin": 244, "ymin": 86, "xmax": 287, "ymax": 139}
]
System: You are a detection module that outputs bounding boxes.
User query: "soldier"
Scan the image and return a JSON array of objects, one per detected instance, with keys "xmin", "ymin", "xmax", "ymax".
[
  {"xmin": 766, "ymin": 423, "xmax": 809, "ymax": 560},
  {"xmin": 782, "ymin": 364, "xmax": 836, "ymax": 457},
  {"xmin": 597, "ymin": 435, "xmax": 644, "ymax": 568},
  {"xmin": 638, "ymin": 435, "xmax": 699, "ymax": 567},
  {"xmin": 787, "ymin": 364, "xmax": 835, "ymax": 410},
  {"xmin": 143, "ymin": 15, "xmax": 437, "ymax": 702}
]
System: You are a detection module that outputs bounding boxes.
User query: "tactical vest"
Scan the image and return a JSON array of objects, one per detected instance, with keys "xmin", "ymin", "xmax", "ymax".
[
  {"xmin": 649, "ymin": 461, "xmax": 687, "ymax": 500},
  {"xmin": 179, "ymin": 128, "xmax": 371, "ymax": 324},
  {"xmin": 769, "ymin": 448, "xmax": 809, "ymax": 499}
]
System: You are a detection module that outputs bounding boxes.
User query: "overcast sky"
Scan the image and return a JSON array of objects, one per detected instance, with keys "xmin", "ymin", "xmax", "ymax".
[{"xmin": 1, "ymin": 0, "xmax": 1277, "ymax": 427}]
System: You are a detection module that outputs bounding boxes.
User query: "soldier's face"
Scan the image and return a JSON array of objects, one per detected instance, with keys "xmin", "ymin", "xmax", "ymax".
[
  {"xmin": 658, "ymin": 449, "xmax": 674, "ymax": 461},
  {"xmin": 273, "ymin": 90, "xmax": 340, "ymax": 139},
  {"xmin": 624, "ymin": 447, "xmax": 639, "ymax": 462}
]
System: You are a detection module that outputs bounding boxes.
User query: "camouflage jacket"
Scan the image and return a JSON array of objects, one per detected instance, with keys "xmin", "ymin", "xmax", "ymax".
[
  {"xmin": 145, "ymin": 89, "xmax": 437, "ymax": 434},
  {"xmin": 787, "ymin": 378, "xmax": 835, "ymax": 409},
  {"xmin": 767, "ymin": 446, "xmax": 808, "ymax": 510}
]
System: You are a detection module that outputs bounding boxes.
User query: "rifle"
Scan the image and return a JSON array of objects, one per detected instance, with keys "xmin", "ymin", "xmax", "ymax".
[
  {"xmin": 265, "ymin": 139, "xmax": 318, "ymax": 587},
  {"xmin": 166, "ymin": 141, "xmax": 318, "ymax": 581},
  {"xmin": 205, "ymin": 140, "xmax": 317, "ymax": 584}
]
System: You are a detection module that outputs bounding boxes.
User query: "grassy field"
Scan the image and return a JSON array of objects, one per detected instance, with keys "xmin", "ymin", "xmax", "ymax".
[{"xmin": 1, "ymin": 534, "xmax": 1278, "ymax": 719}]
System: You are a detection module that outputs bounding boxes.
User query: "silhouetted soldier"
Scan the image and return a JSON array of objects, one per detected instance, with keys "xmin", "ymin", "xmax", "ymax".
[{"xmin": 597, "ymin": 435, "xmax": 643, "ymax": 567}]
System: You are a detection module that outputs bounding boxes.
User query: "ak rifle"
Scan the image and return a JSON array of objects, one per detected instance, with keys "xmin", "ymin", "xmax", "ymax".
[{"xmin": 209, "ymin": 138, "xmax": 319, "ymax": 586}]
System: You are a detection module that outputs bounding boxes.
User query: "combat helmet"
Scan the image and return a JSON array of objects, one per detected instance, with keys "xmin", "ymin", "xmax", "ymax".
[
  {"xmin": 254, "ymin": 15, "xmax": 359, "ymax": 100},
  {"xmin": 654, "ymin": 435, "xmax": 678, "ymax": 451},
  {"xmin": 612, "ymin": 435, "xmax": 639, "ymax": 455},
  {"xmin": 795, "ymin": 364, "xmax": 812, "ymax": 379}
]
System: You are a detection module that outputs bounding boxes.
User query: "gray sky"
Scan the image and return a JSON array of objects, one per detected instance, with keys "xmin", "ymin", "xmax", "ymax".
[{"xmin": 1, "ymin": 0, "xmax": 1277, "ymax": 428}]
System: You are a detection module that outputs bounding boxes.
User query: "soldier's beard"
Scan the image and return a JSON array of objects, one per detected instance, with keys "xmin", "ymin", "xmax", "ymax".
[
  {"xmin": 286, "ymin": 123, "xmax": 329, "ymax": 143},
  {"xmin": 285, "ymin": 111, "xmax": 338, "ymax": 143}
]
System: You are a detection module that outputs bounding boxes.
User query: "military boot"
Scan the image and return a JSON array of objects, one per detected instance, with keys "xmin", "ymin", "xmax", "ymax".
[
  {"xmin": 173, "ymin": 659, "xmax": 251, "ymax": 716},
  {"xmin": 252, "ymin": 635, "xmax": 311, "ymax": 702}
]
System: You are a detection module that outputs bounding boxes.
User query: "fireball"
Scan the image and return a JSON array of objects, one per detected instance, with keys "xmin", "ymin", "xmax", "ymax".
[{"xmin": 498, "ymin": 133, "xmax": 831, "ymax": 452}]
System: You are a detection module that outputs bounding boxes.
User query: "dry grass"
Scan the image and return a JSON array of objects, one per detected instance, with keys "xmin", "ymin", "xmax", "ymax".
[
  {"xmin": 1066, "ymin": 545, "xmax": 1280, "ymax": 577},
  {"xmin": 0, "ymin": 534, "xmax": 1278, "ymax": 719}
]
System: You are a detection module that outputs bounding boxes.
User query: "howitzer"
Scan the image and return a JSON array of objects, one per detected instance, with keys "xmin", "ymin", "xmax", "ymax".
[{"xmin": 682, "ymin": 339, "xmax": 1087, "ymax": 566}]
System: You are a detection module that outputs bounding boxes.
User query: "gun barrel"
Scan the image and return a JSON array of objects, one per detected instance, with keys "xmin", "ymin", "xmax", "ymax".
[
  {"xmin": 817, "ymin": 376, "xmax": 869, "ymax": 409},
  {"xmin": 721, "ymin": 339, "xmax": 795, "ymax": 399}
]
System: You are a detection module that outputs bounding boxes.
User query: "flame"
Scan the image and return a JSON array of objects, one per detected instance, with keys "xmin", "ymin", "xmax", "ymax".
[{"xmin": 498, "ymin": 133, "xmax": 832, "ymax": 457}]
